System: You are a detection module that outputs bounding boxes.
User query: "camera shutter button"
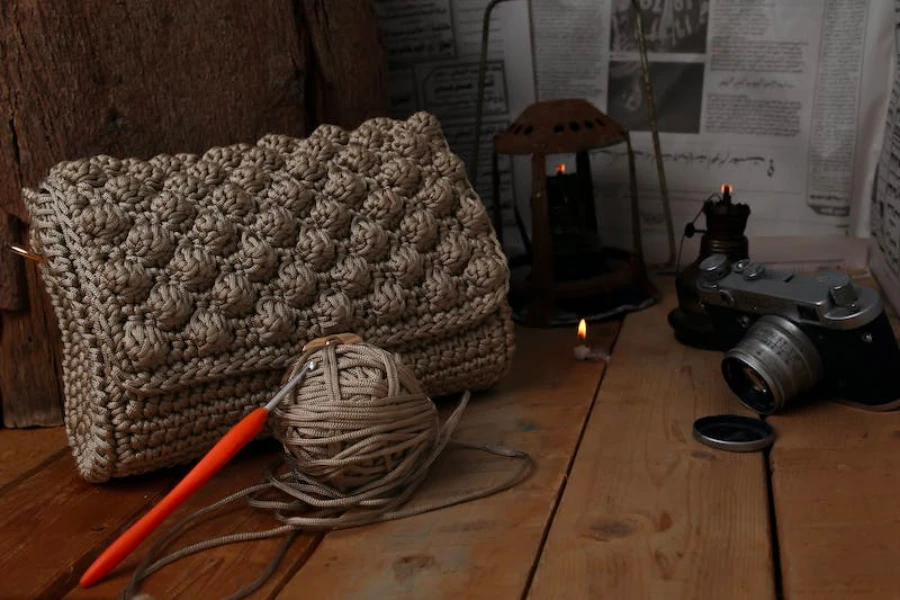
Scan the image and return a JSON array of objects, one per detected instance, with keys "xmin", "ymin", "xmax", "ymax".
[{"xmin": 699, "ymin": 254, "xmax": 730, "ymax": 282}]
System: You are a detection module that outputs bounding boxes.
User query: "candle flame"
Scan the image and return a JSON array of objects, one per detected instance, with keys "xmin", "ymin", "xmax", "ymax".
[
  {"xmin": 556, "ymin": 164, "xmax": 566, "ymax": 175},
  {"xmin": 721, "ymin": 183, "xmax": 732, "ymax": 194},
  {"xmin": 577, "ymin": 318, "xmax": 587, "ymax": 341}
]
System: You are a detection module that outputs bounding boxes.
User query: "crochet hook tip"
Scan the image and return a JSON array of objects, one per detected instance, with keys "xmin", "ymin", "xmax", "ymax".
[{"xmin": 264, "ymin": 360, "xmax": 315, "ymax": 412}]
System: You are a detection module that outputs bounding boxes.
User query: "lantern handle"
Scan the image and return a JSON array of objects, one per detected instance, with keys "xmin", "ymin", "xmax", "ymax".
[
  {"xmin": 631, "ymin": 0, "xmax": 676, "ymax": 270},
  {"xmin": 471, "ymin": 0, "xmax": 519, "ymax": 189}
]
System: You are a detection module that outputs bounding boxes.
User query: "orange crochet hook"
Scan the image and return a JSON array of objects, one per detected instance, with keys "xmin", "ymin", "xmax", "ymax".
[{"xmin": 79, "ymin": 360, "xmax": 316, "ymax": 588}]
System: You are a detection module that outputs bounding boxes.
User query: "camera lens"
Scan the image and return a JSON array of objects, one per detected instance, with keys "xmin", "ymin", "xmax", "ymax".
[{"xmin": 721, "ymin": 315, "xmax": 823, "ymax": 414}]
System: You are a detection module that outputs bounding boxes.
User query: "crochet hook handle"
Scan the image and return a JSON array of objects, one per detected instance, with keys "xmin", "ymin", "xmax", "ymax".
[
  {"xmin": 79, "ymin": 360, "xmax": 315, "ymax": 588},
  {"xmin": 79, "ymin": 407, "xmax": 268, "ymax": 588}
]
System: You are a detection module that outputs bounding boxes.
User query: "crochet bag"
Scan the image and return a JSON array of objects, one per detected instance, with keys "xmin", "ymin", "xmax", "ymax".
[{"xmin": 23, "ymin": 111, "xmax": 515, "ymax": 483}]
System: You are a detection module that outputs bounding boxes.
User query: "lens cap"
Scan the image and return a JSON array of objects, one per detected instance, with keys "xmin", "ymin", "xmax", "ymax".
[{"xmin": 692, "ymin": 415, "xmax": 775, "ymax": 452}]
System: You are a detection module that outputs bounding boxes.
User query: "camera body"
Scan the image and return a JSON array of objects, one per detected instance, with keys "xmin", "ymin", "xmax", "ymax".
[{"xmin": 694, "ymin": 253, "xmax": 900, "ymax": 414}]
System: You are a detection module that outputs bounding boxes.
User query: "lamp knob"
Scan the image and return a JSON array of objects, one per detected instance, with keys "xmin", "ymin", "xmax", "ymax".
[
  {"xmin": 821, "ymin": 272, "xmax": 858, "ymax": 307},
  {"xmin": 742, "ymin": 263, "xmax": 766, "ymax": 281}
]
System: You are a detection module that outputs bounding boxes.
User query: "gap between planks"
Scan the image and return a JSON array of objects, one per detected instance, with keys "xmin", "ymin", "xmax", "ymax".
[
  {"xmin": 765, "ymin": 275, "xmax": 900, "ymax": 599},
  {"xmin": 273, "ymin": 322, "xmax": 622, "ymax": 599},
  {"xmin": 527, "ymin": 276, "xmax": 776, "ymax": 599},
  {"xmin": 0, "ymin": 425, "xmax": 68, "ymax": 492},
  {"xmin": 0, "ymin": 435, "xmax": 319, "ymax": 599},
  {"xmin": 1, "ymin": 321, "xmax": 621, "ymax": 599},
  {"xmin": 520, "ymin": 319, "xmax": 627, "ymax": 599},
  {"xmin": 61, "ymin": 442, "xmax": 322, "ymax": 600}
]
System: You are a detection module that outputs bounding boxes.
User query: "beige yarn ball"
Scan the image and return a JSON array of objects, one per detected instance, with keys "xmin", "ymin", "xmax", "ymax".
[{"xmin": 270, "ymin": 340, "xmax": 440, "ymax": 496}]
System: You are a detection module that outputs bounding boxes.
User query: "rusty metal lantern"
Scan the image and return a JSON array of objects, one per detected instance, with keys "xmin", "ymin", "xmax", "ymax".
[
  {"xmin": 471, "ymin": 0, "xmax": 670, "ymax": 327},
  {"xmin": 489, "ymin": 99, "xmax": 651, "ymax": 326}
]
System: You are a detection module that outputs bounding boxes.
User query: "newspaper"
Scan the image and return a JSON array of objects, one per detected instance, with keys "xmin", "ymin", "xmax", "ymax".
[
  {"xmin": 373, "ymin": 0, "xmax": 535, "ymax": 247},
  {"xmin": 868, "ymin": 2, "xmax": 900, "ymax": 311},
  {"xmin": 375, "ymin": 0, "xmax": 894, "ymax": 266}
]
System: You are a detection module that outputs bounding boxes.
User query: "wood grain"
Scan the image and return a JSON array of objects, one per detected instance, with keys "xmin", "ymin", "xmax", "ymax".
[
  {"xmin": 300, "ymin": 0, "xmax": 390, "ymax": 129},
  {"xmin": 528, "ymin": 277, "xmax": 775, "ymax": 599},
  {"xmin": 0, "ymin": 454, "xmax": 181, "ymax": 598},
  {"xmin": 768, "ymin": 279, "xmax": 900, "ymax": 599},
  {"xmin": 276, "ymin": 321, "xmax": 621, "ymax": 599},
  {"xmin": 0, "ymin": 213, "xmax": 26, "ymax": 311},
  {"xmin": 0, "ymin": 424, "xmax": 67, "ymax": 489},
  {"xmin": 0, "ymin": 0, "xmax": 311, "ymax": 426},
  {"xmin": 0, "ymin": 257, "xmax": 65, "ymax": 427},
  {"xmin": 65, "ymin": 440, "xmax": 320, "ymax": 600}
]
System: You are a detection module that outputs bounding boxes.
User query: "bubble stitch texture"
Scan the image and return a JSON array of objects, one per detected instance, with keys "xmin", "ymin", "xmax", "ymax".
[
  {"xmin": 191, "ymin": 208, "xmax": 239, "ymax": 255},
  {"xmin": 23, "ymin": 111, "xmax": 515, "ymax": 483},
  {"xmin": 124, "ymin": 217, "xmax": 176, "ymax": 267},
  {"xmin": 347, "ymin": 218, "xmax": 389, "ymax": 262},
  {"xmin": 169, "ymin": 245, "xmax": 218, "ymax": 292},
  {"xmin": 277, "ymin": 261, "xmax": 318, "ymax": 309},
  {"xmin": 145, "ymin": 282, "xmax": 194, "ymax": 330}
]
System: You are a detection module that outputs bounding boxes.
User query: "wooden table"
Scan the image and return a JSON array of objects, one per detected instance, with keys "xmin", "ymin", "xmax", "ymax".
[{"xmin": 3, "ymin": 275, "xmax": 900, "ymax": 599}]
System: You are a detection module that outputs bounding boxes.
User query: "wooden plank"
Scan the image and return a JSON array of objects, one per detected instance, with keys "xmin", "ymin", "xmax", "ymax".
[
  {"xmin": 768, "ymin": 440, "xmax": 900, "ymax": 600},
  {"xmin": 0, "ymin": 454, "xmax": 182, "ymax": 599},
  {"xmin": 528, "ymin": 277, "xmax": 775, "ymax": 599},
  {"xmin": 65, "ymin": 440, "xmax": 320, "ymax": 600},
  {"xmin": 0, "ymin": 425, "xmax": 67, "ymax": 489},
  {"xmin": 0, "ymin": 1, "xmax": 309, "ymax": 198},
  {"xmin": 767, "ymin": 274, "xmax": 900, "ymax": 599},
  {"xmin": 0, "ymin": 0, "xmax": 311, "ymax": 426},
  {"xmin": 0, "ymin": 256, "xmax": 66, "ymax": 427},
  {"xmin": 301, "ymin": 0, "xmax": 390, "ymax": 128},
  {"xmin": 0, "ymin": 212, "xmax": 26, "ymax": 311},
  {"xmin": 276, "ymin": 320, "xmax": 621, "ymax": 599}
]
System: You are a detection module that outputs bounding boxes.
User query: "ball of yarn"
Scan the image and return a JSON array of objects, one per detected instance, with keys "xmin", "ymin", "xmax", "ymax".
[
  {"xmin": 270, "ymin": 341, "xmax": 440, "ymax": 497},
  {"xmin": 123, "ymin": 337, "xmax": 533, "ymax": 600}
]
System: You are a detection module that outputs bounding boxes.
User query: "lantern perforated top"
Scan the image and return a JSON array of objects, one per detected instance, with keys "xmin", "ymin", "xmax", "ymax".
[{"xmin": 493, "ymin": 99, "xmax": 627, "ymax": 155}]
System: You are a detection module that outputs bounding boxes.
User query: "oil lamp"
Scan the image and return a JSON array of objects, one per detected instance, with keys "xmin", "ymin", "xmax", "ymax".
[{"xmin": 668, "ymin": 184, "xmax": 751, "ymax": 349}]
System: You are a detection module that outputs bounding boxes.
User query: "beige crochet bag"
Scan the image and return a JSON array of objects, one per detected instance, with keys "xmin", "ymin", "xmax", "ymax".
[{"xmin": 23, "ymin": 111, "xmax": 515, "ymax": 483}]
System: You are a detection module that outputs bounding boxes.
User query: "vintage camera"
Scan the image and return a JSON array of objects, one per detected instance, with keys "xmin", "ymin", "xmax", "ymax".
[{"xmin": 694, "ymin": 253, "xmax": 900, "ymax": 414}]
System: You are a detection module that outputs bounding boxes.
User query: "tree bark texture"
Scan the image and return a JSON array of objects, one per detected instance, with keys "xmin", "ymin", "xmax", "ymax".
[{"xmin": 0, "ymin": 0, "xmax": 388, "ymax": 427}]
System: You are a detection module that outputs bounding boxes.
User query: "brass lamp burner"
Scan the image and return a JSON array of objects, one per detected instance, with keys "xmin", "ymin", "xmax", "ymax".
[{"xmin": 668, "ymin": 184, "xmax": 751, "ymax": 349}]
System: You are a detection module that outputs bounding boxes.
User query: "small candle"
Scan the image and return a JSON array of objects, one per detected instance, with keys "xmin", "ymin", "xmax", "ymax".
[{"xmin": 574, "ymin": 318, "xmax": 590, "ymax": 360}]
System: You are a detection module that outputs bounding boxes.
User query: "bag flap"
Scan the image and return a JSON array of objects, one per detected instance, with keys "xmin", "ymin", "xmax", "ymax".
[{"xmin": 25, "ymin": 112, "xmax": 511, "ymax": 398}]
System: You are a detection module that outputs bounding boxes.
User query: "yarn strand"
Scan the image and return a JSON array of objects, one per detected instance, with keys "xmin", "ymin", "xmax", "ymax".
[{"xmin": 121, "ymin": 343, "xmax": 534, "ymax": 599}]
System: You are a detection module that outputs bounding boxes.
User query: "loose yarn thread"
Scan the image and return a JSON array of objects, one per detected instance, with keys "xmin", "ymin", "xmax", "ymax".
[{"xmin": 121, "ymin": 341, "xmax": 534, "ymax": 599}]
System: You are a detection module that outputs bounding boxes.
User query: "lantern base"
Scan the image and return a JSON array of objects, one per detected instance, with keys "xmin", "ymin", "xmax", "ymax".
[{"xmin": 508, "ymin": 247, "xmax": 658, "ymax": 327}]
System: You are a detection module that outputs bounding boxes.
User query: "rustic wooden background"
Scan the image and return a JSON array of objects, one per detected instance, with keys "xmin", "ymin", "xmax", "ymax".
[{"xmin": 0, "ymin": 0, "xmax": 389, "ymax": 427}]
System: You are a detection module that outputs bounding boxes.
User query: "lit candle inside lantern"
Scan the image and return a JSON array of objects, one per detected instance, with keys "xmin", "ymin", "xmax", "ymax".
[
  {"xmin": 574, "ymin": 318, "xmax": 590, "ymax": 360},
  {"xmin": 547, "ymin": 163, "xmax": 579, "ymax": 237}
]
